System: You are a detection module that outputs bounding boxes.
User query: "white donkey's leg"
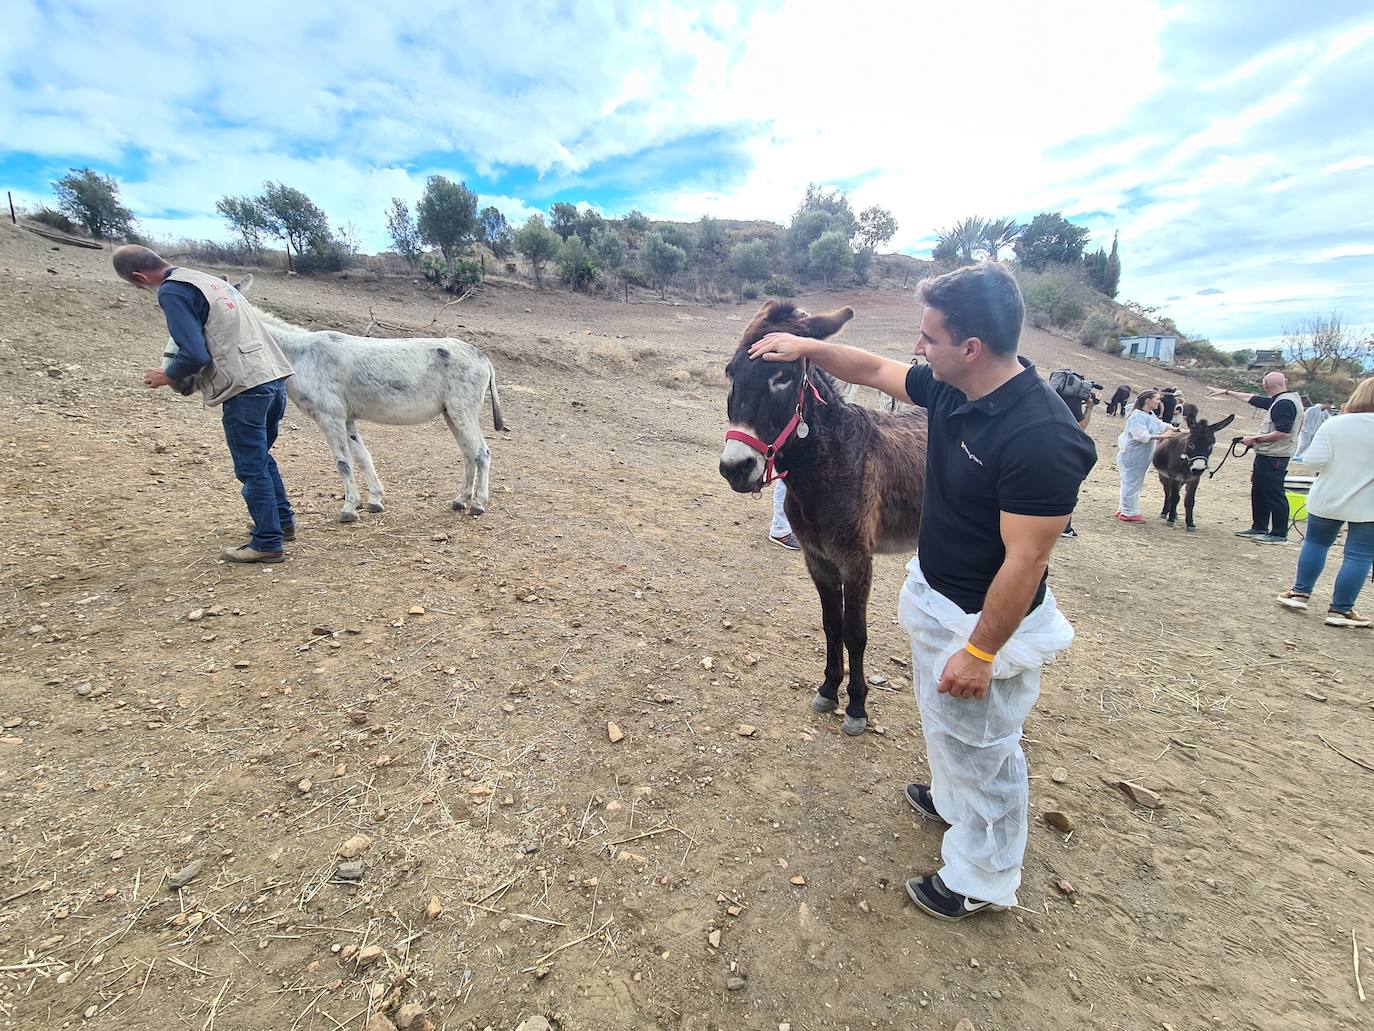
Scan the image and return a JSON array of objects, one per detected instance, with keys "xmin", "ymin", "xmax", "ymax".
[
  {"xmin": 442, "ymin": 409, "xmax": 489, "ymax": 516},
  {"xmin": 312, "ymin": 412, "xmax": 362, "ymax": 522},
  {"xmin": 346, "ymin": 418, "xmax": 385, "ymax": 513},
  {"xmin": 473, "ymin": 437, "xmax": 492, "ymax": 514}
]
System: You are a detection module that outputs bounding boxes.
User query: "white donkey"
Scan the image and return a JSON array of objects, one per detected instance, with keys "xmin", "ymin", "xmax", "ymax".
[{"xmin": 163, "ymin": 275, "xmax": 506, "ymax": 520}]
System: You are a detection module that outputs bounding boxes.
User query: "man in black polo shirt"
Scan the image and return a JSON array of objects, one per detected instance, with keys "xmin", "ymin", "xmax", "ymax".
[{"xmin": 749, "ymin": 262, "xmax": 1096, "ymax": 921}]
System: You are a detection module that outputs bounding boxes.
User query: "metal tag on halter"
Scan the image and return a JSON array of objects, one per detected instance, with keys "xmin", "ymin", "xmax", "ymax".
[{"xmin": 796, "ymin": 420, "xmax": 810, "ymax": 438}]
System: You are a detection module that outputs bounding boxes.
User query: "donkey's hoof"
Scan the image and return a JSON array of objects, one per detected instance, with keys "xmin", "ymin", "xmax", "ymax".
[
  {"xmin": 810, "ymin": 694, "xmax": 838, "ymax": 715},
  {"xmin": 366, "ymin": 501, "xmax": 385, "ymax": 514},
  {"xmin": 842, "ymin": 715, "xmax": 868, "ymax": 737},
  {"xmin": 338, "ymin": 511, "xmax": 359, "ymax": 524},
  {"xmin": 469, "ymin": 506, "xmax": 485, "ymax": 518},
  {"xmin": 451, "ymin": 500, "xmax": 467, "ymax": 512}
]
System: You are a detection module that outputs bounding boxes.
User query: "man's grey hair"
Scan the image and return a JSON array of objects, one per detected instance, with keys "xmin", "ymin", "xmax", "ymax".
[{"xmin": 112, "ymin": 245, "xmax": 170, "ymax": 281}]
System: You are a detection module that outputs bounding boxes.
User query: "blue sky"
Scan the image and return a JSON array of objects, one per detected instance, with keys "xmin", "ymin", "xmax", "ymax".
[{"xmin": 3, "ymin": 0, "xmax": 1372, "ymax": 350}]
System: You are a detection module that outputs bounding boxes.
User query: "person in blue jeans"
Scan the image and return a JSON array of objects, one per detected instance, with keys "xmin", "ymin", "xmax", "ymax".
[
  {"xmin": 1275, "ymin": 377, "xmax": 1374, "ymax": 628},
  {"xmin": 221, "ymin": 381, "xmax": 295, "ymax": 556},
  {"xmin": 113, "ymin": 246, "xmax": 296, "ymax": 563}
]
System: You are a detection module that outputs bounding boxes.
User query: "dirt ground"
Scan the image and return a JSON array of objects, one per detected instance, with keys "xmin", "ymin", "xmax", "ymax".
[{"xmin": 1, "ymin": 221, "xmax": 1370, "ymax": 1031}]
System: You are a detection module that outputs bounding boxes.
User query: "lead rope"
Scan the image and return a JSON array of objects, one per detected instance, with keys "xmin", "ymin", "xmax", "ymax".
[{"xmin": 1208, "ymin": 437, "xmax": 1251, "ymax": 479}]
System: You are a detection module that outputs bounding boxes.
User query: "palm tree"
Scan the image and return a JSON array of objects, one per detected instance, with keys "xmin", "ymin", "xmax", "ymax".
[
  {"xmin": 935, "ymin": 217, "xmax": 988, "ymax": 266},
  {"xmin": 981, "ymin": 217, "xmax": 1023, "ymax": 261}
]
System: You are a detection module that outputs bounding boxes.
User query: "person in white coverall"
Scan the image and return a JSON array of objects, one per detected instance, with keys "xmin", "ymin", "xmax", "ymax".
[
  {"xmin": 1293, "ymin": 402, "xmax": 1332, "ymax": 463},
  {"xmin": 1115, "ymin": 390, "xmax": 1183, "ymax": 522},
  {"xmin": 748, "ymin": 263, "xmax": 1096, "ymax": 921}
]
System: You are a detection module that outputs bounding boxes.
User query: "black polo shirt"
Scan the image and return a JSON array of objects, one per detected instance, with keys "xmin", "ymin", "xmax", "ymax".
[{"xmin": 905, "ymin": 360, "xmax": 1097, "ymax": 614}]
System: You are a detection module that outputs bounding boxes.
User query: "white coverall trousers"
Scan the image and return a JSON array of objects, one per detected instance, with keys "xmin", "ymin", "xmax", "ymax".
[
  {"xmin": 1116, "ymin": 441, "xmax": 1155, "ymax": 517},
  {"xmin": 898, "ymin": 559, "xmax": 1075, "ymax": 907}
]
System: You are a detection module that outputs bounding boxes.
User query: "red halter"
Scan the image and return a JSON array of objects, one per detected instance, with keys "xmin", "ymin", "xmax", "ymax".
[{"xmin": 724, "ymin": 358, "xmax": 827, "ymax": 486}]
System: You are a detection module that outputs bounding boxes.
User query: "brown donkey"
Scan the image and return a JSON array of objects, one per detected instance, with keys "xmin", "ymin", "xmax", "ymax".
[{"xmin": 719, "ymin": 300, "xmax": 928, "ymax": 735}]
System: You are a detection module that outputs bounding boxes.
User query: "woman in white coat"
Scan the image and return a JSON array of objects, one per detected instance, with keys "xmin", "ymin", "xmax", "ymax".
[
  {"xmin": 1276, "ymin": 378, "xmax": 1374, "ymax": 627},
  {"xmin": 1115, "ymin": 390, "xmax": 1183, "ymax": 522}
]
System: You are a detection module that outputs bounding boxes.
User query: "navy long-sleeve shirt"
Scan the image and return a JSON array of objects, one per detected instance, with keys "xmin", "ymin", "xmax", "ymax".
[{"xmin": 157, "ymin": 270, "xmax": 213, "ymax": 381}]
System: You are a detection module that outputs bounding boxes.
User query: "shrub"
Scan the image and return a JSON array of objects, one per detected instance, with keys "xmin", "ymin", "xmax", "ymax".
[
  {"xmin": 1077, "ymin": 311, "xmax": 1114, "ymax": 348},
  {"xmin": 1020, "ymin": 269, "xmax": 1090, "ymax": 329},
  {"xmin": 807, "ymin": 229, "xmax": 853, "ymax": 286},
  {"xmin": 162, "ymin": 238, "xmax": 258, "ymax": 265},
  {"xmin": 295, "ymin": 235, "xmax": 353, "ymax": 275},
  {"xmin": 29, "ymin": 205, "xmax": 80, "ymax": 234},
  {"xmin": 741, "ymin": 284, "xmax": 760, "ymax": 300},
  {"xmin": 557, "ymin": 236, "xmax": 599, "ymax": 290},
  {"xmin": 513, "ymin": 215, "xmax": 561, "ymax": 286},
  {"xmin": 1174, "ymin": 335, "xmax": 1234, "ymax": 368},
  {"xmin": 730, "ymin": 239, "xmax": 769, "ymax": 284},
  {"xmin": 640, "ymin": 232, "xmax": 687, "ymax": 298},
  {"xmin": 764, "ymin": 274, "xmax": 797, "ymax": 297},
  {"xmin": 420, "ymin": 255, "xmax": 483, "ymax": 294},
  {"xmin": 443, "ymin": 258, "xmax": 483, "ymax": 294}
]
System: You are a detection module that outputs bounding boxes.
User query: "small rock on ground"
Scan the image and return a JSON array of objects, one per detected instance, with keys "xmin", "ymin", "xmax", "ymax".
[{"xmin": 168, "ymin": 859, "xmax": 203, "ymax": 889}]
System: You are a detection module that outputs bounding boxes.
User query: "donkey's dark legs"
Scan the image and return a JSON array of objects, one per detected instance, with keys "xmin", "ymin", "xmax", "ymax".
[
  {"xmin": 840, "ymin": 557, "xmax": 873, "ymax": 735},
  {"xmin": 1183, "ymin": 477, "xmax": 1200, "ymax": 530},
  {"xmin": 804, "ymin": 552, "xmax": 845, "ymax": 714},
  {"xmin": 1160, "ymin": 476, "xmax": 1182, "ymax": 524}
]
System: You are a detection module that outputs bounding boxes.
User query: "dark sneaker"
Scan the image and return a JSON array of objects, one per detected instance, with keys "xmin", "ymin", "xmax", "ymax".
[
  {"xmin": 221, "ymin": 544, "xmax": 285, "ymax": 564},
  {"xmin": 1254, "ymin": 534, "xmax": 1288, "ymax": 545},
  {"xmin": 770, "ymin": 533, "xmax": 802, "ymax": 551},
  {"xmin": 1234, "ymin": 528, "xmax": 1265, "ymax": 538},
  {"xmin": 248, "ymin": 522, "xmax": 296, "ymax": 542},
  {"xmin": 1060, "ymin": 526, "xmax": 1078, "ymax": 539},
  {"xmin": 905, "ymin": 873, "xmax": 1006, "ymax": 922},
  {"xmin": 1325, "ymin": 609, "xmax": 1371, "ymax": 628},
  {"xmin": 904, "ymin": 783, "xmax": 949, "ymax": 825}
]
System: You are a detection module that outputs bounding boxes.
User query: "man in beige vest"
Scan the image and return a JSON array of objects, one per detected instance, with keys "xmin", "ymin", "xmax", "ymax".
[
  {"xmin": 1209, "ymin": 371, "xmax": 1304, "ymax": 544},
  {"xmin": 113, "ymin": 246, "xmax": 296, "ymax": 563}
]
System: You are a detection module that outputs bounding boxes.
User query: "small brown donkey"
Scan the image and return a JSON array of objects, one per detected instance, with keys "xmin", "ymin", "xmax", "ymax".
[
  {"xmin": 1152, "ymin": 411, "xmax": 1235, "ymax": 530},
  {"xmin": 718, "ymin": 300, "xmax": 928, "ymax": 735}
]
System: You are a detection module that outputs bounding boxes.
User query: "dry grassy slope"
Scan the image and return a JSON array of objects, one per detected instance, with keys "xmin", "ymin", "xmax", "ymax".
[{"xmin": 1, "ymin": 221, "xmax": 1369, "ymax": 1031}]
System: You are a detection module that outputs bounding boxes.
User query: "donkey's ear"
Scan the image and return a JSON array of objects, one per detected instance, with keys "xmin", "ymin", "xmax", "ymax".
[
  {"xmin": 742, "ymin": 298, "xmax": 793, "ymax": 345},
  {"xmin": 801, "ymin": 306, "xmax": 855, "ymax": 339},
  {"xmin": 233, "ymin": 273, "xmax": 254, "ymax": 295},
  {"xmin": 1211, "ymin": 412, "xmax": 1235, "ymax": 432}
]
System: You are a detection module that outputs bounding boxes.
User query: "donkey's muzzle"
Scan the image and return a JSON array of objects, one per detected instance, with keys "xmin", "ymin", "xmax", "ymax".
[{"xmin": 719, "ymin": 458, "xmax": 762, "ymax": 494}]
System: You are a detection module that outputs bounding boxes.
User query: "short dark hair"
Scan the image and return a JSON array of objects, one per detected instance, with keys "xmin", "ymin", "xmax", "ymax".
[{"xmin": 916, "ymin": 262, "xmax": 1024, "ymax": 357}]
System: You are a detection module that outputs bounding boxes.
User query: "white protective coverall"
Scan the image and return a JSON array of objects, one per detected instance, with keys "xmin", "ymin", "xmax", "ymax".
[
  {"xmin": 898, "ymin": 558, "xmax": 1075, "ymax": 907},
  {"xmin": 1115, "ymin": 409, "xmax": 1169, "ymax": 516},
  {"xmin": 1294, "ymin": 405, "xmax": 1331, "ymax": 462}
]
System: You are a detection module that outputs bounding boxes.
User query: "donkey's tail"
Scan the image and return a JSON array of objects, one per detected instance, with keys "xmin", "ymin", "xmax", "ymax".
[{"xmin": 488, "ymin": 364, "xmax": 507, "ymax": 432}]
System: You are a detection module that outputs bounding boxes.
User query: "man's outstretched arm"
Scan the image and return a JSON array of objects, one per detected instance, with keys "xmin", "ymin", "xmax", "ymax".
[{"xmin": 749, "ymin": 333, "xmax": 914, "ymax": 403}]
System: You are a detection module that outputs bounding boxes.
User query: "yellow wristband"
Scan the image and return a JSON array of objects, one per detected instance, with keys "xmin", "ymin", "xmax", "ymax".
[{"xmin": 964, "ymin": 642, "xmax": 995, "ymax": 663}]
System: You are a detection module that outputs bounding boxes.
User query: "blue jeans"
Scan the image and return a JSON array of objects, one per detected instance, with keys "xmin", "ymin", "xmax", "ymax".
[
  {"xmin": 221, "ymin": 379, "xmax": 293, "ymax": 552},
  {"xmin": 771, "ymin": 481, "xmax": 792, "ymax": 537},
  {"xmin": 1293, "ymin": 515, "xmax": 1373, "ymax": 613}
]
